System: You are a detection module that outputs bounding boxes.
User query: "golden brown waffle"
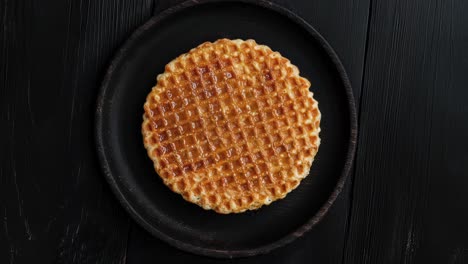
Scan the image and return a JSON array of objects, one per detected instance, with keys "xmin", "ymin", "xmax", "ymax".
[{"xmin": 142, "ymin": 39, "xmax": 321, "ymax": 214}]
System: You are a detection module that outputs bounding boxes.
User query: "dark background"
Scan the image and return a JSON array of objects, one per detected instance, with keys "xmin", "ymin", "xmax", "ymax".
[{"xmin": 1, "ymin": 0, "xmax": 467, "ymax": 263}]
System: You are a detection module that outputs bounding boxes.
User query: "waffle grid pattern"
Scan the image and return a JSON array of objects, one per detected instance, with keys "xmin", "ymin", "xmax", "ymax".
[{"xmin": 142, "ymin": 39, "xmax": 321, "ymax": 213}]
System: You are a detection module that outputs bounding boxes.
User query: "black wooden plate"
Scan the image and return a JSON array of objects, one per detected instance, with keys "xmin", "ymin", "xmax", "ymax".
[{"xmin": 95, "ymin": 0, "xmax": 357, "ymax": 258}]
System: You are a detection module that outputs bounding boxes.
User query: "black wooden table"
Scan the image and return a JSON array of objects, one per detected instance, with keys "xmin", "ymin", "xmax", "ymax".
[{"xmin": 1, "ymin": 0, "xmax": 467, "ymax": 263}]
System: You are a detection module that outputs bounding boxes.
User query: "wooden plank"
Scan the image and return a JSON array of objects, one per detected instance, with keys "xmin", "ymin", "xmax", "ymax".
[
  {"xmin": 345, "ymin": 0, "xmax": 468, "ymax": 263},
  {"xmin": 126, "ymin": 0, "xmax": 370, "ymax": 263},
  {"xmin": 0, "ymin": 0, "xmax": 154, "ymax": 263}
]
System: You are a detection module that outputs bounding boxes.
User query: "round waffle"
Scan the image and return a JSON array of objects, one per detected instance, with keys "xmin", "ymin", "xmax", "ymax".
[{"xmin": 142, "ymin": 39, "xmax": 321, "ymax": 214}]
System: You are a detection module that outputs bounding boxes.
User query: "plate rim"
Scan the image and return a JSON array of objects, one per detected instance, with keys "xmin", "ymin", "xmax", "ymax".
[{"xmin": 95, "ymin": 0, "xmax": 358, "ymax": 258}]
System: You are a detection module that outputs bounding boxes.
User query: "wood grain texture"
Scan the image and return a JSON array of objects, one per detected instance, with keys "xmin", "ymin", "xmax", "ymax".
[
  {"xmin": 345, "ymin": 0, "xmax": 468, "ymax": 263},
  {"xmin": 0, "ymin": 0, "xmax": 154, "ymax": 263},
  {"xmin": 127, "ymin": 0, "xmax": 369, "ymax": 263}
]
